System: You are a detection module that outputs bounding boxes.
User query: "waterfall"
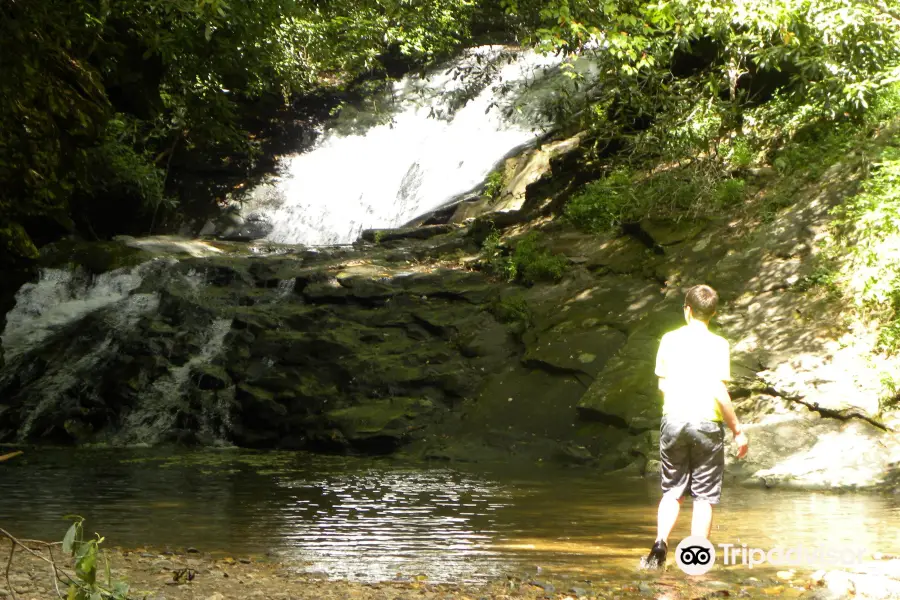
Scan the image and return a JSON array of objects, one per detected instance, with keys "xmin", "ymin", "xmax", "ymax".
[
  {"xmin": 0, "ymin": 262, "xmax": 168, "ymax": 440},
  {"xmin": 0, "ymin": 45, "xmax": 599, "ymax": 447},
  {"xmin": 2, "ymin": 260, "xmax": 168, "ymax": 363},
  {"xmin": 243, "ymin": 45, "xmax": 595, "ymax": 245},
  {"xmin": 122, "ymin": 317, "xmax": 233, "ymax": 445}
]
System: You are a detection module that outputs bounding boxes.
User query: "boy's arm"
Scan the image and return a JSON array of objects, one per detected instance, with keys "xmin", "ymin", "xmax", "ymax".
[
  {"xmin": 714, "ymin": 381, "xmax": 749, "ymax": 458},
  {"xmin": 655, "ymin": 335, "xmax": 668, "ymax": 393}
]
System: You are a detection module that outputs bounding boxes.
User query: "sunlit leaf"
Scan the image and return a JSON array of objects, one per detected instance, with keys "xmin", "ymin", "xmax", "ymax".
[{"xmin": 61, "ymin": 524, "xmax": 80, "ymax": 555}]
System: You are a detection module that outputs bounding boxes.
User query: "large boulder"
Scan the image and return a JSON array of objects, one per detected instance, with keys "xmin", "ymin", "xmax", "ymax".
[{"xmin": 726, "ymin": 413, "xmax": 900, "ymax": 490}]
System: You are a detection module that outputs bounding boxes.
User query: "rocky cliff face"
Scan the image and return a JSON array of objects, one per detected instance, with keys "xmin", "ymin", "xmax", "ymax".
[
  {"xmin": 0, "ymin": 234, "xmax": 506, "ymax": 452},
  {"xmin": 1, "ymin": 132, "xmax": 899, "ymax": 494}
]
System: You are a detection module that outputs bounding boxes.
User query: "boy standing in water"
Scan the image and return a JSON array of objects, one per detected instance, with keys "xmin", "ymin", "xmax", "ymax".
[{"xmin": 644, "ymin": 284, "xmax": 749, "ymax": 568}]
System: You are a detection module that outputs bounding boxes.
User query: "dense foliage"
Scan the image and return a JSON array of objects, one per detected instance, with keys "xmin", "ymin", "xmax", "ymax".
[
  {"xmin": 482, "ymin": 230, "xmax": 569, "ymax": 284},
  {"xmin": 0, "ymin": 0, "xmax": 475, "ymax": 265},
  {"xmin": 504, "ymin": 0, "xmax": 900, "ymax": 111},
  {"xmin": 2, "ymin": 0, "xmax": 899, "ymax": 268},
  {"xmin": 515, "ymin": 0, "xmax": 900, "ymax": 230}
]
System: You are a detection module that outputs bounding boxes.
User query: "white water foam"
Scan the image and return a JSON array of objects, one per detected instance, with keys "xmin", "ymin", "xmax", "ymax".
[
  {"xmin": 15, "ymin": 337, "xmax": 110, "ymax": 439},
  {"xmin": 8, "ymin": 282, "xmax": 162, "ymax": 440},
  {"xmin": 248, "ymin": 46, "xmax": 595, "ymax": 245},
  {"xmin": 123, "ymin": 317, "xmax": 233, "ymax": 443},
  {"xmin": 1, "ymin": 260, "xmax": 168, "ymax": 363},
  {"xmin": 275, "ymin": 278, "xmax": 296, "ymax": 301}
]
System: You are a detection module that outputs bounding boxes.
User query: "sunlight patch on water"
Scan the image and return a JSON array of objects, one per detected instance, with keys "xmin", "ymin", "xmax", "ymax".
[{"xmin": 272, "ymin": 469, "xmax": 512, "ymax": 582}]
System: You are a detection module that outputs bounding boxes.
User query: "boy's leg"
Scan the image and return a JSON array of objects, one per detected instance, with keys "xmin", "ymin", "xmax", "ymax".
[
  {"xmin": 657, "ymin": 418, "xmax": 690, "ymax": 543},
  {"xmin": 691, "ymin": 499, "xmax": 713, "ymax": 538},
  {"xmin": 686, "ymin": 421, "xmax": 725, "ymax": 540},
  {"xmin": 657, "ymin": 494, "xmax": 683, "ymax": 543},
  {"xmin": 644, "ymin": 417, "xmax": 691, "ymax": 566}
]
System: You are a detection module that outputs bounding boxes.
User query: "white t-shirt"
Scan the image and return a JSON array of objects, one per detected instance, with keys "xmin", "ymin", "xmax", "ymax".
[{"xmin": 655, "ymin": 321, "xmax": 730, "ymax": 422}]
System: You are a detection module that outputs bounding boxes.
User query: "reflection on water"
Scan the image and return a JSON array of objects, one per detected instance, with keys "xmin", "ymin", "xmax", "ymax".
[
  {"xmin": 275, "ymin": 470, "xmax": 511, "ymax": 581},
  {"xmin": 0, "ymin": 448, "xmax": 898, "ymax": 584}
]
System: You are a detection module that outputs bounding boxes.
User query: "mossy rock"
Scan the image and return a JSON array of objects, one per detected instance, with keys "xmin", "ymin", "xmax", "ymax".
[
  {"xmin": 640, "ymin": 218, "xmax": 708, "ymax": 246},
  {"xmin": 0, "ymin": 222, "xmax": 39, "ymax": 265},
  {"xmin": 523, "ymin": 325, "xmax": 626, "ymax": 377},
  {"xmin": 292, "ymin": 375, "xmax": 340, "ymax": 402},
  {"xmin": 191, "ymin": 364, "xmax": 232, "ymax": 391},
  {"xmin": 326, "ymin": 397, "xmax": 429, "ymax": 442},
  {"xmin": 38, "ymin": 239, "xmax": 154, "ymax": 274},
  {"xmin": 576, "ymin": 307, "xmax": 680, "ymax": 429},
  {"xmin": 236, "ymin": 382, "xmax": 277, "ymax": 404},
  {"xmin": 145, "ymin": 320, "xmax": 178, "ymax": 335},
  {"xmin": 361, "ymin": 224, "xmax": 456, "ymax": 244},
  {"xmin": 234, "ymin": 382, "xmax": 289, "ymax": 436}
]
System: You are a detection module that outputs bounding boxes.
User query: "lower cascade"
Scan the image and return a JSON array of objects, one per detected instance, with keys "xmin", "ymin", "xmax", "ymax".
[{"xmin": 0, "ymin": 241, "xmax": 521, "ymax": 449}]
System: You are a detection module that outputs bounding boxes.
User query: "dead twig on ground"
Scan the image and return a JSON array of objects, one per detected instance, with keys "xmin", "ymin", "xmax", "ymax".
[
  {"xmin": 5, "ymin": 538, "xmax": 16, "ymax": 600},
  {"xmin": 0, "ymin": 527, "xmax": 75, "ymax": 600}
]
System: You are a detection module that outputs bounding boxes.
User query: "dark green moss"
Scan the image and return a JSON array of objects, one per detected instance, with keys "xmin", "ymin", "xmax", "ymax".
[{"xmin": 38, "ymin": 240, "xmax": 154, "ymax": 274}]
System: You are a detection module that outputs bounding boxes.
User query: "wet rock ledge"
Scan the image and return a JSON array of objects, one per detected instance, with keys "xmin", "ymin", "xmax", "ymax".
[{"xmin": 0, "ymin": 231, "xmax": 514, "ymax": 454}]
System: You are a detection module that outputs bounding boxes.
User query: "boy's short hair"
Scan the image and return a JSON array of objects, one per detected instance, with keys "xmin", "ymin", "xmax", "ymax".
[{"xmin": 684, "ymin": 284, "xmax": 718, "ymax": 321}]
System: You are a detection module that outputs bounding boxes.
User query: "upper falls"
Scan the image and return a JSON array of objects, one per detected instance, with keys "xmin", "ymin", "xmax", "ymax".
[{"xmin": 241, "ymin": 46, "xmax": 592, "ymax": 246}]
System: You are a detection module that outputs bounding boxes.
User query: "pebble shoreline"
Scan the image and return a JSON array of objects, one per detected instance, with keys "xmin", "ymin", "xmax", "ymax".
[{"xmin": 3, "ymin": 544, "xmax": 900, "ymax": 599}]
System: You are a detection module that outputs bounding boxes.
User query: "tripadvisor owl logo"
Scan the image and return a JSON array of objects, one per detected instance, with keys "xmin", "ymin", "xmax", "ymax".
[{"xmin": 675, "ymin": 536, "xmax": 716, "ymax": 575}]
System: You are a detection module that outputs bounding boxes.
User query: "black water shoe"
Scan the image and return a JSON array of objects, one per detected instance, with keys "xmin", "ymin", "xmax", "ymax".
[{"xmin": 642, "ymin": 539, "xmax": 667, "ymax": 569}]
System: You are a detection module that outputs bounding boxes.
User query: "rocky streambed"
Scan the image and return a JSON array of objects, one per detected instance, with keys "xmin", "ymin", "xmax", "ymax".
[{"xmin": 4, "ymin": 539, "xmax": 900, "ymax": 600}]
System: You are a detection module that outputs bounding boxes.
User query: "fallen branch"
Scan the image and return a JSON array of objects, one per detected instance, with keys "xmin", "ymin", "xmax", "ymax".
[
  {"xmin": 0, "ymin": 451, "xmax": 23, "ymax": 463},
  {"xmin": 760, "ymin": 385, "xmax": 892, "ymax": 432},
  {"xmin": 47, "ymin": 544, "xmax": 64, "ymax": 600},
  {"xmin": 0, "ymin": 528, "xmax": 75, "ymax": 600},
  {"xmin": 5, "ymin": 538, "xmax": 16, "ymax": 600}
]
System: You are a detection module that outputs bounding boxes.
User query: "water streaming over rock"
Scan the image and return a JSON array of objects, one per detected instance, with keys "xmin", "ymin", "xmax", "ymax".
[
  {"xmin": 2, "ymin": 260, "xmax": 168, "ymax": 363},
  {"xmin": 0, "ymin": 261, "xmax": 172, "ymax": 441},
  {"xmin": 243, "ymin": 46, "xmax": 596, "ymax": 245},
  {"xmin": 0, "ymin": 242, "xmax": 513, "ymax": 448},
  {"xmin": 0, "ymin": 45, "xmax": 597, "ymax": 447},
  {"xmin": 123, "ymin": 317, "xmax": 234, "ymax": 445}
]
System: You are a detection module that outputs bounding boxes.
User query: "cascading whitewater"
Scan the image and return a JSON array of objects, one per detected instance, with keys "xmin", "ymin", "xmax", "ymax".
[
  {"xmin": 0, "ymin": 253, "xmax": 294, "ymax": 445},
  {"xmin": 0, "ymin": 46, "xmax": 597, "ymax": 447},
  {"xmin": 122, "ymin": 317, "xmax": 234, "ymax": 445},
  {"xmin": 0, "ymin": 261, "xmax": 169, "ymax": 441},
  {"xmin": 245, "ymin": 46, "xmax": 594, "ymax": 245},
  {"xmin": 1, "ymin": 261, "xmax": 167, "ymax": 363}
]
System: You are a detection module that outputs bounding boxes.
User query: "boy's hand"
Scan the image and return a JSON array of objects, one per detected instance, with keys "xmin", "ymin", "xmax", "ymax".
[{"xmin": 733, "ymin": 431, "xmax": 749, "ymax": 459}]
